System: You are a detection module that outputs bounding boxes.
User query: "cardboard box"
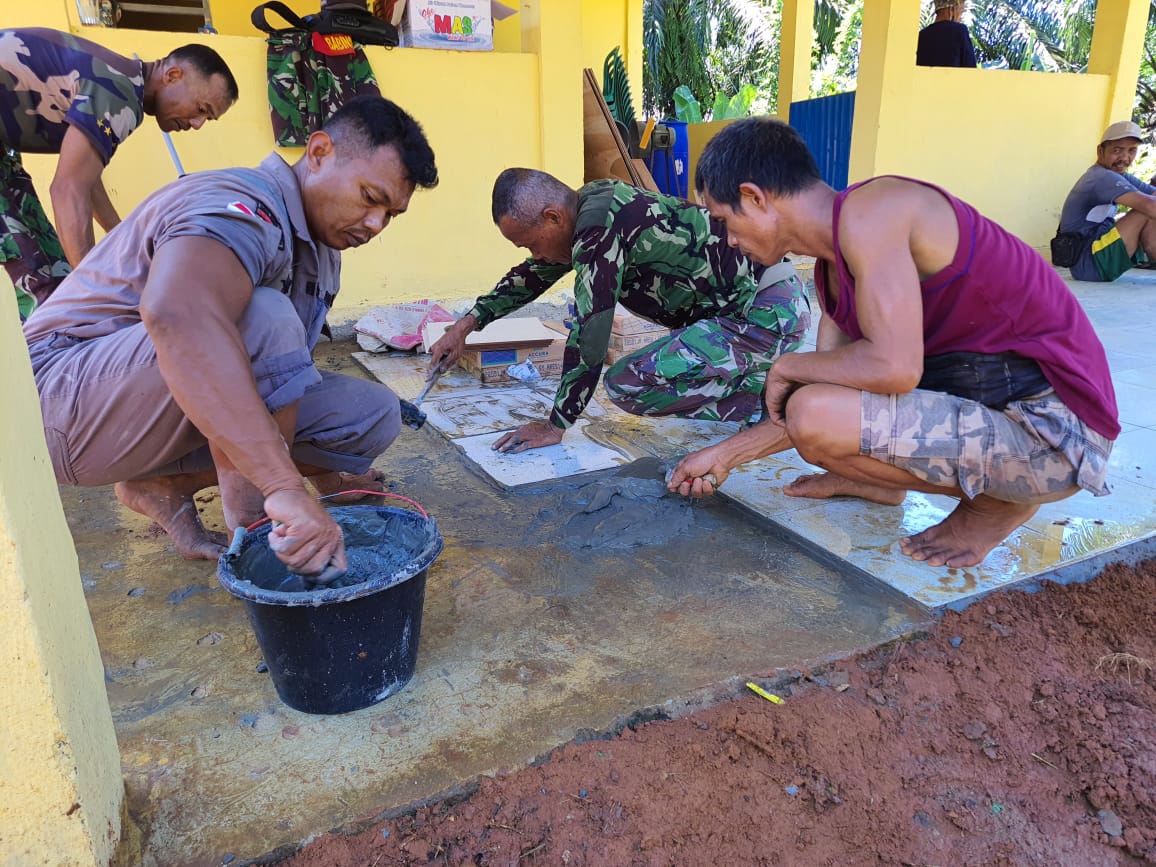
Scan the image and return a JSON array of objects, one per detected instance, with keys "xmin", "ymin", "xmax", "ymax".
[
  {"xmin": 612, "ymin": 312, "xmax": 670, "ymax": 336},
  {"xmin": 400, "ymin": 0, "xmax": 497, "ymax": 51},
  {"xmin": 457, "ymin": 341, "xmax": 566, "ymax": 383},
  {"xmin": 423, "ymin": 316, "xmax": 559, "ymax": 352},
  {"xmin": 609, "ymin": 330, "xmax": 667, "ymax": 354}
]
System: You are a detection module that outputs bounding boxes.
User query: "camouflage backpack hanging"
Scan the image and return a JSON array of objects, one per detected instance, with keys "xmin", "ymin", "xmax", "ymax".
[{"xmin": 251, "ymin": 0, "xmax": 389, "ymax": 147}]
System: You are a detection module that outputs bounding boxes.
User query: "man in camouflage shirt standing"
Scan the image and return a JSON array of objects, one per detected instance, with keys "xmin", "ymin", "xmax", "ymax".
[
  {"xmin": 0, "ymin": 28, "xmax": 238, "ymax": 319},
  {"xmin": 429, "ymin": 168, "xmax": 811, "ymax": 452}
]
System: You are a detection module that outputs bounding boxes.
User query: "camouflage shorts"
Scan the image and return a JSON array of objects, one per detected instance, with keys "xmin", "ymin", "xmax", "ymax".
[
  {"xmin": 603, "ymin": 269, "xmax": 811, "ymax": 423},
  {"xmin": 1, "ymin": 149, "xmax": 70, "ymax": 320},
  {"xmin": 861, "ymin": 388, "xmax": 1114, "ymax": 503}
]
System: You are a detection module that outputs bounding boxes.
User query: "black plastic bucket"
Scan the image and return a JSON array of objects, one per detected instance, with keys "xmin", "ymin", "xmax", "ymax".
[{"xmin": 217, "ymin": 503, "xmax": 443, "ymax": 714}]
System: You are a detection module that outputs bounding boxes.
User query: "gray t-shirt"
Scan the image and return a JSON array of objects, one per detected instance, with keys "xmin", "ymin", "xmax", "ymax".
[
  {"xmin": 1059, "ymin": 164, "xmax": 1155, "ymax": 234},
  {"xmin": 24, "ymin": 153, "xmax": 340, "ymax": 349}
]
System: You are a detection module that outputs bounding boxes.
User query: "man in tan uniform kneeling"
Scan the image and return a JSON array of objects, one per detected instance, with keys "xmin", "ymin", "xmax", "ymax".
[{"xmin": 23, "ymin": 96, "xmax": 438, "ymax": 577}]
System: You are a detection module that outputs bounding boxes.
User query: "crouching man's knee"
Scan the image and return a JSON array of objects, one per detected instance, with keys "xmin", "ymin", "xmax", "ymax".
[
  {"xmin": 785, "ymin": 384, "xmax": 861, "ymax": 465},
  {"xmin": 603, "ymin": 356, "xmax": 661, "ymax": 414},
  {"xmin": 292, "ymin": 374, "xmax": 401, "ymax": 471}
]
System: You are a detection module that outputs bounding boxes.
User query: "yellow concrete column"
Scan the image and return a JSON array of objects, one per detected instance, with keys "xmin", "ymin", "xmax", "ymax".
[
  {"xmin": 1088, "ymin": 0, "xmax": 1149, "ymax": 127},
  {"xmin": 521, "ymin": 0, "xmax": 585, "ymax": 186},
  {"xmin": 777, "ymin": 0, "xmax": 813, "ymax": 119},
  {"xmin": 625, "ymin": 0, "xmax": 644, "ymax": 112},
  {"xmin": 847, "ymin": 0, "xmax": 920, "ymax": 182},
  {"xmin": 0, "ymin": 290, "xmax": 123, "ymax": 864}
]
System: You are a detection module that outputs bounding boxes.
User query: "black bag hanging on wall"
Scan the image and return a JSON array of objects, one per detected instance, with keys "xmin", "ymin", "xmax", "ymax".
[
  {"xmin": 309, "ymin": 0, "xmax": 399, "ymax": 47},
  {"xmin": 252, "ymin": 0, "xmax": 393, "ymax": 147}
]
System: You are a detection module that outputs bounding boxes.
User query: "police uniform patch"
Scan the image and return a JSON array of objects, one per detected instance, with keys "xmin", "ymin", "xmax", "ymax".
[{"xmin": 227, "ymin": 200, "xmax": 285, "ymax": 251}]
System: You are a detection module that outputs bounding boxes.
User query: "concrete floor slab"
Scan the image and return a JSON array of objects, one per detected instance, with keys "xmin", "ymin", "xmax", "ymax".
[
  {"xmin": 64, "ymin": 269, "xmax": 1150, "ymax": 864},
  {"xmin": 73, "ymin": 399, "xmax": 932, "ymax": 865},
  {"xmin": 1113, "ymin": 381, "xmax": 1156, "ymax": 428},
  {"xmin": 1107, "ymin": 426, "xmax": 1156, "ymax": 489},
  {"xmin": 758, "ymin": 493, "xmax": 1064, "ymax": 609}
]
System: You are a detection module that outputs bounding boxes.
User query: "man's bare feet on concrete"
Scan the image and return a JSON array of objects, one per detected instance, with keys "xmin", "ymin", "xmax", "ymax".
[
  {"xmin": 309, "ymin": 468, "xmax": 387, "ymax": 504},
  {"xmin": 899, "ymin": 496, "xmax": 1039, "ymax": 568},
  {"xmin": 784, "ymin": 472, "xmax": 906, "ymax": 506},
  {"xmin": 114, "ymin": 478, "xmax": 227, "ymax": 560}
]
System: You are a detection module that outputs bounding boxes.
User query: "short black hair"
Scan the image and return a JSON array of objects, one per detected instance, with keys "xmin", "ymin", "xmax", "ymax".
[
  {"xmin": 324, "ymin": 96, "xmax": 439, "ymax": 189},
  {"xmin": 491, "ymin": 168, "xmax": 576, "ymax": 224},
  {"xmin": 165, "ymin": 44, "xmax": 239, "ymax": 103},
  {"xmin": 694, "ymin": 117, "xmax": 823, "ymax": 208}
]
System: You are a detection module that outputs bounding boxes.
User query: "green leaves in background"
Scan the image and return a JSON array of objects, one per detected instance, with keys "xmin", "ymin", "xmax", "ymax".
[{"xmin": 672, "ymin": 85, "xmax": 703, "ymax": 123}]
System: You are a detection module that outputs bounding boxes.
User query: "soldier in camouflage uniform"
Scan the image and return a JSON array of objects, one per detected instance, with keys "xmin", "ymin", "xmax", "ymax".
[
  {"xmin": 428, "ymin": 169, "xmax": 811, "ymax": 452},
  {"xmin": 0, "ymin": 29, "xmax": 239, "ymax": 319}
]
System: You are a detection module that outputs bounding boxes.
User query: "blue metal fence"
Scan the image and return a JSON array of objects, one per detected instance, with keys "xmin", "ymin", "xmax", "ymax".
[{"xmin": 788, "ymin": 91, "xmax": 856, "ymax": 190}]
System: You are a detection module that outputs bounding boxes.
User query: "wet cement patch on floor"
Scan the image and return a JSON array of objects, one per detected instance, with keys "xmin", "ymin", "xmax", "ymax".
[{"xmin": 527, "ymin": 458, "xmax": 692, "ymax": 551}]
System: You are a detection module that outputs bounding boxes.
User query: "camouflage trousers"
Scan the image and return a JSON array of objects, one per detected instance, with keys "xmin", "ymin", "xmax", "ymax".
[
  {"xmin": 861, "ymin": 388, "xmax": 1114, "ymax": 503},
  {"xmin": 604, "ymin": 267, "xmax": 811, "ymax": 423},
  {"xmin": 1, "ymin": 150, "xmax": 70, "ymax": 320}
]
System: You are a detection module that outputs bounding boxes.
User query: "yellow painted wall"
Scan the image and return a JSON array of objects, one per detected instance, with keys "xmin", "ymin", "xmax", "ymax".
[
  {"xmin": 867, "ymin": 68, "xmax": 1108, "ymax": 242},
  {"xmin": 7, "ymin": 0, "xmax": 71, "ymax": 28},
  {"xmin": 581, "ymin": 0, "xmax": 643, "ymax": 115},
  {"xmin": 687, "ymin": 118, "xmax": 739, "ymax": 200},
  {"xmin": 215, "ymin": 0, "xmax": 316, "ymax": 37},
  {"xmin": 0, "ymin": 287, "xmax": 123, "ymax": 864}
]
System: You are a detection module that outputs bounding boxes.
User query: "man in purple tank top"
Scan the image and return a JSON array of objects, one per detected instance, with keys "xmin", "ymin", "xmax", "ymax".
[{"xmin": 666, "ymin": 117, "xmax": 1117, "ymax": 569}]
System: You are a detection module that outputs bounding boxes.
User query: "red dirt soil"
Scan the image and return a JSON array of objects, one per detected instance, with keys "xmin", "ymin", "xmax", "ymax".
[{"xmin": 280, "ymin": 560, "xmax": 1156, "ymax": 866}]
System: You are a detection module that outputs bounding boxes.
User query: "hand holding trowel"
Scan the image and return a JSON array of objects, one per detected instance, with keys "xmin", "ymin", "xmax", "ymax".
[
  {"xmin": 664, "ymin": 453, "xmax": 723, "ymax": 499},
  {"xmin": 398, "ymin": 357, "xmax": 449, "ymax": 430}
]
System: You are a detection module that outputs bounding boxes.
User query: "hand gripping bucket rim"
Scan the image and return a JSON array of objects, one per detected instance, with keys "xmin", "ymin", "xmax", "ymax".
[{"xmin": 217, "ymin": 493, "xmax": 443, "ymax": 713}]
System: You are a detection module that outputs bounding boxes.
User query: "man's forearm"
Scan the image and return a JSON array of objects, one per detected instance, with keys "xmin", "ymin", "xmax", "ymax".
[
  {"xmin": 154, "ymin": 318, "xmax": 304, "ymax": 497},
  {"xmin": 50, "ymin": 185, "xmax": 96, "ymax": 268},
  {"xmin": 775, "ymin": 341, "xmax": 920, "ymax": 395},
  {"xmin": 90, "ymin": 179, "xmax": 121, "ymax": 233}
]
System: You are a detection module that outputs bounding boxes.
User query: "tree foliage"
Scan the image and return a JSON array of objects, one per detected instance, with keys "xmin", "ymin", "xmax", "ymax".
[
  {"xmin": 968, "ymin": 0, "xmax": 1096, "ymax": 71},
  {"xmin": 642, "ymin": 0, "xmax": 777, "ymax": 119}
]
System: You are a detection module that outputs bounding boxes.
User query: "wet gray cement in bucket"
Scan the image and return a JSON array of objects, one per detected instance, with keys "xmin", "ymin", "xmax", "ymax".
[
  {"xmin": 526, "ymin": 456, "xmax": 694, "ymax": 550},
  {"xmin": 235, "ymin": 510, "xmax": 434, "ymax": 593}
]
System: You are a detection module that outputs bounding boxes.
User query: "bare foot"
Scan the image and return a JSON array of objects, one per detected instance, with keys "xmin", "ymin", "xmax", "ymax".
[
  {"xmin": 309, "ymin": 468, "xmax": 388, "ymax": 504},
  {"xmin": 115, "ymin": 478, "xmax": 228, "ymax": 560},
  {"xmin": 784, "ymin": 472, "xmax": 906, "ymax": 506},
  {"xmin": 899, "ymin": 496, "xmax": 1039, "ymax": 568}
]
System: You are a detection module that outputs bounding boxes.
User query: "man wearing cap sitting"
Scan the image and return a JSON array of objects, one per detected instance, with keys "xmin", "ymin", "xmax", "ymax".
[{"xmin": 1057, "ymin": 120, "xmax": 1156, "ymax": 282}]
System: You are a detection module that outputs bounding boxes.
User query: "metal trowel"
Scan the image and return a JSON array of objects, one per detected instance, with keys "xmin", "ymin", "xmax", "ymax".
[{"xmin": 399, "ymin": 358, "xmax": 450, "ymax": 430}]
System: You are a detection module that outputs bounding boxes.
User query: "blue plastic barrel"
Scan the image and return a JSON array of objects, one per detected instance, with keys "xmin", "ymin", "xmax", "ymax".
[{"xmin": 647, "ymin": 119, "xmax": 689, "ymax": 198}]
